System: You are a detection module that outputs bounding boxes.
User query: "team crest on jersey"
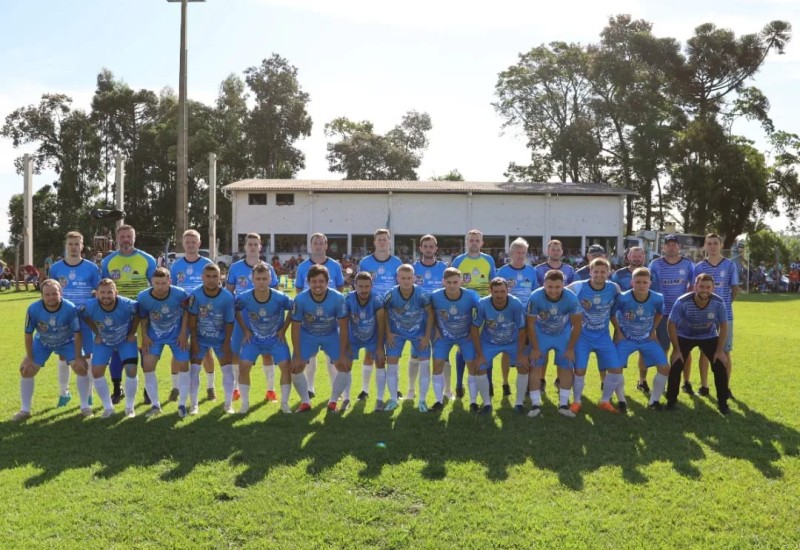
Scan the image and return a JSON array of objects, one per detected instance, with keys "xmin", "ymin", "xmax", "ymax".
[
  {"xmin": 304, "ymin": 313, "xmax": 315, "ymax": 323},
  {"xmin": 177, "ymin": 272, "xmax": 186, "ymax": 284},
  {"xmin": 150, "ymin": 312, "xmax": 162, "ymax": 321},
  {"xmin": 707, "ymin": 312, "xmax": 716, "ymax": 319},
  {"xmin": 497, "ymin": 313, "xmax": 505, "ymax": 323},
  {"xmin": 624, "ymin": 311, "xmax": 636, "ymax": 321},
  {"xmin": 110, "ymin": 269, "xmax": 121, "ymax": 280},
  {"xmin": 463, "ymin": 274, "xmax": 472, "ymax": 283},
  {"xmin": 486, "ymin": 320, "xmax": 497, "ymax": 329},
  {"xmin": 636, "ymin": 305, "xmax": 644, "ymax": 316},
  {"xmin": 237, "ymin": 276, "xmax": 248, "ymax": 288},
  {"xmin": 37, "ymin": 321, "xmax": 49, "ymax": 332},
  {"xmin": 538, "ymin": 311, "xmax": 550, "ymax": 321},
  {"xmin": 378, "ymin": 266, "xmax": 385, "ymax": 275},
  {"xmin": 593, "ymin": 295, "xmax": 602, "ymax": 305},
  {"xmin": 415, "ymin": 275, "xmax": 423, "ymax": 284},
  {"xmin": 316, "ymin": 306, "xmax": 324, "ymax": 317},
  {"xmin": 186, "ymin": 266, "xmax": 193, "ymax": 276},
  {"xmin": 507, "ymin": 279, "xmax": 516, "ymax": 289},
  {"xmin": 199, "ymin": 303, "xmax": 213, "ymax": 317},
  {"xmin": 258, "ymin": 308, "xmax": 267, "ymax": 318},
  {"xmin": 58, "ymin": 277, "xmax": 68, "ymax": 287},
  {"xmin": 104, "ymin": 316, "xmax": 114, "ymax": 326},
  {"xmin": 720, "ymin": 270, "xmax": 726, "ymax": 277},
  {"xmin": 678, "ymin": 269, "xmax": 686, "ymax": 275},
  {"xmin": 438, "ymin": 310, "xmax": 450, "ymax": 321},
  {"xmin": 581, "ymin": 299, "xmax": 593, "ymax": 311},
  {"xmin": 248, "ymin": 312, "xmax": 259, "ymax": 322},
  {"xmin": 160, "ymin": 305, "xmax": 170, "ymax": 314},
  {"xmin": 449, "ymin": 305, "xmax": 458, "ymax": 315},
  {"xmin": 68, "ymin": 271, "xmax": 76, "ymax": 281}
]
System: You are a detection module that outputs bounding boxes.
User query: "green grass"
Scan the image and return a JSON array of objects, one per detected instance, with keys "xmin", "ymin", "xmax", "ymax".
[{"xmin": 1, "ymin": 289, "xmax": 799, "ymax": 548}]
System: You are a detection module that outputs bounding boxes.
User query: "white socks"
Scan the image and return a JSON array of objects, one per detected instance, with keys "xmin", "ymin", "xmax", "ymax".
[
  {"xmin": 433, "ymin": 373, "xmax": 444, "ymax": 402},
  {"xmin": 171, "ymin": 372, "xmax": 179, "ymax": 390},
  {"xmin": 387, "ymin": 364, "xmax": 399, "ymax": 401},
  {"xmin": 330, "ymin": 371, "xmax": 351, "ymax": 403},
  {"xmin": 239, "ymin": 384, "xmax": 250, "ymax": 411},
  {"xmin": 20, "ymin": 377, "xmax": 34, "ymax": 412},
  {"xmin": 651, "ymin": 373, "xmax": 668, "ymax": 403},
  {"xmin": 232, "ymin": 364, "xmax": 240, "ymax": 390},
  {"xmin": 178, "ymin": 370, "xmax": 191, "ymax": 407},
  {"xmin": 361, "ymin": 363, "xmax": 373, "ymax": 393},
  {"xmin": 94, "ymin": 376, "xmax": 113, "ymax": 410},
  {"xmin": 125, "ymin": 375, "xmax": 138, "ymax": 411},
  {"xmin": 467, "ymin": 374, "xmax": 478, "ymax": 404},
  {"xmin": 418, "ymin": 360, "xmax": 431, "ymax": 403},
  {"xmin": 375, "ymin": 368, "xmax": 387, "ymax": 402},
  {"xmin": 601, "ymin": 373, "xmax": 621, "ymax": 402},
  {"xmin": 530, "ymin": 389, "xmax": 542, "ymax": 407},
  {"xmin": 281, "ymin": 383, "xmax": 291, "ymax": 405},
  {"xmin": 76, "ymin": 374, "xmax": 91, "ymax": 409},
  {"xmin": 190, "ymin": 364, "xmax": 202, "ymax": 407},
  {"xmin": 292, "ymin": 373, "xmax": 310, "ymax": 404},
  {"xmin": 263, "ymin": 363, "xmax": 275, "ymax": 391},
  {"xmin": 516, "ymin": 373, "xmax": 529, "ymax": 406},
  {"xmin": 206, "ymin": 370, "xmax": 215, "ymax": 389},
  {"xmin": 476, "ymin": 375, "xmax": 490, "ymax": 406},
  {"xmin": 144, "ymin": 371, "xmax": 160, "ymax": 408},
  {"xmin": 57, "ymin": 359, "xmax": 70, "ymax": 396},
  {"xmin": 407, "ymin": 358, "xmax": 419, "ymax": 394},
  {"xmin": 559, "ymin": 388, "xmax": 571, "ymax": 407},
  {"xmin": 572, "ymin": 375, "xmax": 585, "ymax": 404},
  {"xmin": 221, "ymin": 364, "xmax": 235, "ymax": 407},
  {"xmin": 305, "ymin": 356, "xmax": 317, "ymax": 393}
]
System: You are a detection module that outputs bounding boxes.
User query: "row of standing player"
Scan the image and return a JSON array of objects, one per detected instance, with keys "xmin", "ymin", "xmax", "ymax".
[{"xmin": 11, "ymin": 227, "xmax": 737, "ymax": 421}]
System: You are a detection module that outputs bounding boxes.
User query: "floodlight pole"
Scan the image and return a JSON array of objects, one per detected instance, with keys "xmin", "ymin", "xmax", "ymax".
[{"xmin": 168, "ymin": 0, "xmax": 205, "ymax": 252}]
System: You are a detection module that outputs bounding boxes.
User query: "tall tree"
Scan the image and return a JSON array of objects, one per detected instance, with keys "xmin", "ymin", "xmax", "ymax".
[
  {"xmin": 244, "ymin": 54, "xmax": 312, "ymax": 178},
  {"xmin": 7, "ymin": 185, "xmax": 61, "ymax": 261},
  {"xmin": 325, "ymin": 111, "xmax": 432, "ymax": 180}
]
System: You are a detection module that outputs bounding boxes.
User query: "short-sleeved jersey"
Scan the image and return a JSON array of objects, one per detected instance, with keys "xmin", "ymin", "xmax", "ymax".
[
  {"xmin": 526, "ymin": 287, "xmax": 582, "ymax": 336},
  {"xmin": 49, "ymin": 259, "xmax": 101, "ymax": 306},
  {"xmin": 235, "ymin": 288, "xmax": 293, "ymax": 344},
  {"xmin": 345, "ymin": 290, "xmax": 384, "ymax": 344},
  {"xmin": 694, "ymin": 258, "xmax": 739, "ymax": 320},
  {"xmin": 474, "ymin": 294, "xmax": 526, "ymax": 346},
  {"xmin": 648, "ymin": 256, "xmax": 694, "ymax": 315},
  {"xmin": 226, "ymin": 259, "xmax": 279, "ymax": 294},
  {"xmin": 137, "ymin": 286, "xmax": 190, "ymax": 343},
  {"xmin": 669, "ymin": 292, "xmax": 727, "ymax": 340},
  {"xmin": 535, "ymin": 261, "xmax": 575, "ymax": 287},
  {"xmin": 413, "ymin": 259, "xmax": 448, "ymax": 292},
  {"xmin": 430, "ymin": 288, "xmax": 479, "ymax": 341},
  {"xmin": 171, "ymin": 256, "xmax": 213, "ymax": 291},
  {"xmin": 25, "ymin": 299, "xmax": 80, "ymax": 348},
  {"xmin": 80, "ymin": 296, "xmax": 138, "ymax": 346},
  {"xmin": 383, "ymin": 285, "xmax": 432, "ymax": 339},
  {"xmin": 359, "ymin": 254, "xmax": 403, "ymax": 296},
  {"xmin": 497, "ymin": 264, "xmax": 539, "ymax": 307},
  {"xmin": 574, "ymin": 265, "xmax": 591, "ymax": 282},
  {"xmin": 101, "ymin": 249, "xmax": 157, "ymax": 299},
  {"xmin": 451, "ymin": 253, "xmax": 496, "ymax": 297},
  {"xmin": 613, "ymin": 290, "xmax": 664, "ymax": 342},
  {"xmin": 188, "ymin": 287, "xmax": 236, "ymax": 344},
  {"xmin": 567, "ymin": 280, "xmax": 621, "ymax": 334},
  {"xmin": 294, "ymin": 257, "xmax": 345, "ymax": 291},
  {"xmin": 291, "ymin": 289, "xmax": 347, "ymax": 337}
]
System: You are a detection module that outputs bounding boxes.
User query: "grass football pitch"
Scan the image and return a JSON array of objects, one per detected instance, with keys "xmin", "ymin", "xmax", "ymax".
[{"xmin": 0, "ymin": 290, "xmax": 798, "ymax": 548}]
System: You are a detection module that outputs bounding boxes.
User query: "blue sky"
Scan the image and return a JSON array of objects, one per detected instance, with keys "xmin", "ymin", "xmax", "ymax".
[{"xmin": 1, "ymin": 0, "xmax": 797, "ymax": 245}]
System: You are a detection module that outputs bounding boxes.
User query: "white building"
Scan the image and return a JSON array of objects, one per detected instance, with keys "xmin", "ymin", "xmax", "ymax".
[{"xmin": 222, "ymin": 180, "xmax": 635, "ymax": 262}]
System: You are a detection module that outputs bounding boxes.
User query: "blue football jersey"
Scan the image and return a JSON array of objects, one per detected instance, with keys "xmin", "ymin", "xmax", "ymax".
[
  {"xmin": 291, "ymin": 289, "xmax": 347, "ymax": 337},
  {"xmin": 413, "ymin": 259, "xmax": 448, "ymax": 293},
  {"xmin": 431, "ymin": 288, "xmax": 479, "ymax": 341},
  {"xmin": 568, "ymin": 280, "xmax": 620, "ymax": 334},
  {"xmin": 171, "ymin": 256, "xmax": 213, "ymax": 291},
  {"xmin": 235, "ymin": 288, "xmax": 293, "ymax": 344},
  {"xmin": 345, "ymin": 290, "xmax": 384, "ymax": 344},
  {"xmin": 226, "ymin": 259, "xmax": 279, "ymax": 294},
  {"xmin": 669, "ymin": 292, "xmax": 727, "ymax": 340},
  {"xmin": 535, "ymin": 262, "xmax": 575, "ymax": 287},
  {"xmin": 294, "ymin": 257, "xmax": 345, "ymax": 291},
  {"xmin": 25, "ymin": 299, "xmax": 80, "ymax": 348},
  {"xmin": 359, "ymin": 254, "xmax": 403, "ymax": 296},
  {"xmin": 80, "ymin": 296, "xmax": 138, "ymax": 346},
  {"xmin": 137, "ymin": 286, "xmax": 190, "ymax": 343},
  {"xmin": 188, "ymin": 287, "xmax": 236, "ymax": 344},
  {"xmin": 649, "ymin": 256, "xmax": 694, "ymax": 314},
  {"xmin": 49, "ymin": 259, "xmax": 101, "ymax": 306},
  {"xmin": 614, "ymin": 290, "xmax": 664, "ymax": 342},
  {"xmin": 383, "ymin": 285, "xmax": 432, "ymax": 339},
  {"xmin": 497, "ymin": 264, "xmax": 539, "ymax": 307},
  {"xmin": 526, "ymin": 287, "xmax": 582, "ymax": 336},
  {"xmin": 474, "ymin": 294, "xmax": 526, "ymax": 346},
  {"xmin": 694, "ymin": 258, "xmax": 739, "ymax": 320}
]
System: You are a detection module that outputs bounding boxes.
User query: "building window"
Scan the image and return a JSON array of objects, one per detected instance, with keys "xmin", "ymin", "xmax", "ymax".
[
  {"xmin": 248, "ymin": 193, "xmax": 267, "ymax": 205},
  {"xmin": 276, "ymin": 193, "xmax": 294, "ymax": 206}
]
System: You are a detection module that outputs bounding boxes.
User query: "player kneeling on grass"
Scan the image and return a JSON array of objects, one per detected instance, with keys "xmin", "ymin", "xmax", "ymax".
[
  {"xmin": 342, "ymin": 271, "xmax": 386, "ymax": 413},
  {"xmin": 137, "ymin": 268, "xmax": 191, "ymax": 418},
  {"xmin": 666, "ymin": 273, "xmax": 730, "ymax": 414},
  {"xmin": 525, "ymin": 270, "xmax": 583, "ymax": 418},
  {"xmin": 567, "ymin": 258, "xmax": 625, "ymax": 414},
  {"xmin": 80, "ymin": 279, "xmax": 140, "ymax": 418},
  {"xmin": 234, "ymin": 263, "xmax": 294, "ymax": 414},
  {"xmin": 471, "ymin": 277, "xmax": 528, "ymax": 415},
  {"xmin": 188, "ymin": 263, "xmax": 235, "ymax": 414},
  {"xmin": 14, "ymin": 279, "xmax": 90, "ymax": 422},
  {"xmin": 431, "ymin": 268, "xmax": 481, "ymax": 413},
  {"xmin": 290, "ymin": 265, "xmax": 349, "ymax": 413},
  {"xmin": 613, "ymin": 268, "xmax": 670, "ymax": 410},
  {"xmin": 383, "ymin": 264, "xmax": 433, "ymax": 412}
]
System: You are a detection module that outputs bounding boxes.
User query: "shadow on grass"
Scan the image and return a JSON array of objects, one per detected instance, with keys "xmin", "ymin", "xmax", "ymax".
[{"xmin": 0, "ymin": 392, "xmax": 797, "ymax": 491}]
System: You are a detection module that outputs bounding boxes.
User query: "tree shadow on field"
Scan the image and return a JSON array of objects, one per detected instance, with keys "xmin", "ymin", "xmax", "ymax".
[{"xmin": 0, "ymin": 391, "xmax": 798, "ymax": 490}]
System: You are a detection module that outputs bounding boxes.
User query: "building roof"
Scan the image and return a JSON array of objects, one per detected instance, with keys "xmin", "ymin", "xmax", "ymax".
[{"xmin": 223, "ymin": 179, "xmax": 637, "ymax": 196}]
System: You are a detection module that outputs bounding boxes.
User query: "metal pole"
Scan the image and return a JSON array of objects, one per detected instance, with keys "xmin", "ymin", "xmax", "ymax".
[
  {"xmin": 175, "ymin": 0, "xmax": 189, "ymax": 252},
  {"xmin": 23, "ymin": 154, "xmax": 33, "ymax": 267},
  {"xmin": 208, "ymin": 152, "xmax": 217, "ymax": 263},
  {"xmin": 115, "ymin": 153, "xmax": 125, "ymax": 229}
]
